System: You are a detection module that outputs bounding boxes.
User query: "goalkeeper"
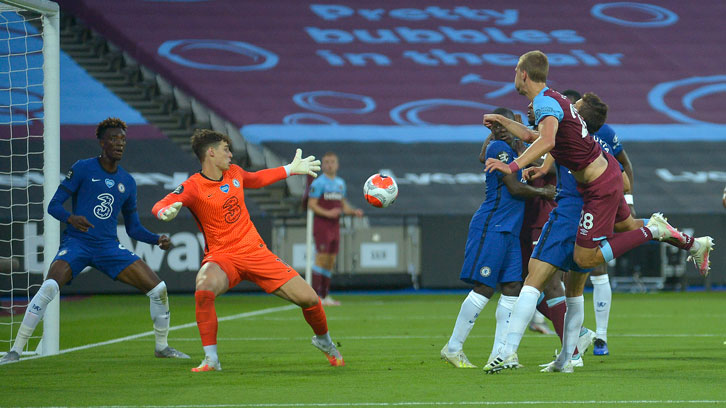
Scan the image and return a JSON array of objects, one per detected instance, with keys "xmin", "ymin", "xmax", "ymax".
[
  {"xmin": 1, "ymin": 118, "xmax": 189, "ymax": 365},
  {"xmin": 152, "ymin": 129, "xmax": 345, "ymax": 372}
]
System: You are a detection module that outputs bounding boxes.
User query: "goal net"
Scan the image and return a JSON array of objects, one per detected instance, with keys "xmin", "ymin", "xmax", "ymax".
[{"xmin": 0, "ymin": 0, "xmax": 59, "ymax": 357}]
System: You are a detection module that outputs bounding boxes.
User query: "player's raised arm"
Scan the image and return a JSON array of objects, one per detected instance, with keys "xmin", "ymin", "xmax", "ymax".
[
  {"xmin": 483, "ymin": 113, "xmax": 539, "ymax": 143},
  {"xmin": 244, "ymin": 148, "xmax": 321, "ymax": 189},
  {"xmin": 285, "ymin": 148, "xmax": 321, "ymax": 177},
  {"xmin": 485, "ymin": 118, "xmax": 556, "ymax": 175}
]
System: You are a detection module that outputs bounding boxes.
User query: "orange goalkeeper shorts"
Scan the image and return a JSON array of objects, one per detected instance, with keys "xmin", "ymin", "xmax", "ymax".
[{"xmin": 202, "ymin": 245, "xmax": 299, "ymax": 293}]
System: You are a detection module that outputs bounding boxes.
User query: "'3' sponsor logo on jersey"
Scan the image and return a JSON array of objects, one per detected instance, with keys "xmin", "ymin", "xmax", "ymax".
[{"xmin": 93, "ymin": 193, "xmax": 114, "ymax": 219}]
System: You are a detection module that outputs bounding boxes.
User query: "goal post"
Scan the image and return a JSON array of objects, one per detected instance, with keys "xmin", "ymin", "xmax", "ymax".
[{"xmin": 0, "ymin": 0, "xmax": 59, "ymax": 356}]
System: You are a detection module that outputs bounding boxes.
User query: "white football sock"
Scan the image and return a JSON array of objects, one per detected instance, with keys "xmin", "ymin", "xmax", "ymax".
[
  {"xmin": 555, "ymin": 296, "xmax": 584, "ymax": 368},
  {"xmin": 315, "ymin": 332, "xmax": 333, "ymax": 347},
  {"xmin": 203, "ymin": 345, "xmax": 218, "ymax": 362},
  {"xmin": 590, "ymin": 274, "xmax": 611, "ymax": 341},
  {"xmin": 11, "ymin": 279, "xmax": 59, "ymax": 354},
  {"xmin": 147, "ymin": 281, "xmax": 170, "ymax": 351},
  {"xmin": 447, "ymin": 290, "xmax": 488, "ymax": 353},
  {"xmin": 490, "ymin": 295, "xmax": 517, "ymax": 361},
  {"xmin": 501, "ymin": 285, "xmax": 540, "ymax": 357}
]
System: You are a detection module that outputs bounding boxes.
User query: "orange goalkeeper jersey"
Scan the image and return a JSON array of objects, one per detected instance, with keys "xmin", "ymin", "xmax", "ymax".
[{"xmin": 153, "ymin": 164, "xmax": 287, "ymax": 254}]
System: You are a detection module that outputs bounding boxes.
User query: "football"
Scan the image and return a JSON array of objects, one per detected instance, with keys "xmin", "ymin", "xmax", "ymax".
[{"xmin": 363, "ymin": 174, "xmax": 398, "ymax": 208}]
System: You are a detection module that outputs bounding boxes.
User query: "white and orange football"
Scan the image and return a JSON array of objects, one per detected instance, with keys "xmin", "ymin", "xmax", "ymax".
[{"xmin": 363, "ymin": 174, "xmax": 398, "ymax": 208}]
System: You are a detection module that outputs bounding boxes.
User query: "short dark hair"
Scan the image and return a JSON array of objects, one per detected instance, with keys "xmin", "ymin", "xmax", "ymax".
[
  {"xmin": 95, "ymin": 117, "xmax": 127, "ymax": 139},
  {"xmin": 562, "ymin": 89, "xmax": 581, "ymax": 103},
  {"xmin": 518, "ymin": 50, "xmax": 548, "ymax": 83},
  {"xmin": 191, "ymin": 129, "xmax": 231, "ymax": 162},
  {"xmin": 493, "ymin": 107, "xmax": 515, "ymax": 121},
  {"xmin": 578, "ymin": 92, "xmax": 608, "ymax": 133}
]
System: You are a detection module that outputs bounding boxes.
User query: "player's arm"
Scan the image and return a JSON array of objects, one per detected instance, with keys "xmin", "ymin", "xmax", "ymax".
[
  {"xmin": 722, "ymin": 186, "xmax": 726, "ymax": 208},
  {"xmin": 522, "ymin": 154, "xmax": 555, "ymax": 181},
  {"xmin": 616, "ymin": 150, "xmax": 634, "ymax": 193},
  {"xmin": 49, "ymin": 162, "xmax": 95, "ymax": 232},
  {"xmin": 121, "ymin": 181, "xmax": 166, "ymax": 247},
  {"xmin": 242, "ymin": 167, "xmax": 288, "ymax": 189},
  {"xmin": 483, "ymin": 113, "xmax": 539, "ymax": 143},
  {"xmin": 47, "ymin": 185, "xmax": 95, "ymax": 232},
  {"xmin": 307, "ymin": 197, "xmax": 341, "ymax": 219},
  {"xmin": 485, "ymin": 116, "xmax": 556, "ymax": 175},
  {"xmin": 502, "ymin": 173, "xmax": 556, "ymax": 200},
  {"xmin": 152, "ymin": 181, "xmax": 194, "ymax": 222},
  {"xmin": 479, "ymin": 134, "xmax": 493, "ymax": 164},
  {"xmin": 341, "ymin": 198, "xmax": 363, "ymax": 217}
]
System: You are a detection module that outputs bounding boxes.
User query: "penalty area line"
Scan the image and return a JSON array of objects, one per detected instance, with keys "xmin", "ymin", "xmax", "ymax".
[{"xmin": 17, "ymin": 304, "xmax": 298, "ymax": 362}]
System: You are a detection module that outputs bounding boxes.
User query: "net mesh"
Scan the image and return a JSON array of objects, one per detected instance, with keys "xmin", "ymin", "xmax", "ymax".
[{"xmin": 0, "ymin": 6, "xmax": 46, "ymax": 354}]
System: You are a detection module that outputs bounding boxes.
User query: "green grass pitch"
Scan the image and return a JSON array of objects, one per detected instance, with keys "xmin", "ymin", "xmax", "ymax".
[{"xmin": 2, "ymin": 291, "xmax": 725, "ymax": 407}]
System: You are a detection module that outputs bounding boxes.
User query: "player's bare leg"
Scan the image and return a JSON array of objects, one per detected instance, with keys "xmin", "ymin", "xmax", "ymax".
[
  {"xmin": 118, "ymin": 260, "xmax": 190, "ymax": 359},
  {"xmin": 191, "ymin": 263, "xmax": 229, "ymax": 372},
  {"xmin": 275, "ymin": 275, "xmax": 344, "ymax": 366}
]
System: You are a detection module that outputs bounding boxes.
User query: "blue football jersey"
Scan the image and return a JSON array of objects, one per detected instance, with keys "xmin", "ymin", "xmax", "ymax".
[
  {"xmin": 470, "ymin": 140, "xmax": 524, "ymax": 234},
  {"xmin": 58, "ymin": 158, "xmax": 138, "ymax": 242},
  {"xmin": 594, "ymin": 124, "xmax": 623, "ymax": 156},
  {"xmin": 555, "ymin": 163, "xmax": 584, "ymax": 206}
]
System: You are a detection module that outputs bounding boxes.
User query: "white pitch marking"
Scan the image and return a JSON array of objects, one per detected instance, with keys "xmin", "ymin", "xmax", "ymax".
[{"xmin": 13, "ymin": 304, "xmax": 297, "ymax": 361}]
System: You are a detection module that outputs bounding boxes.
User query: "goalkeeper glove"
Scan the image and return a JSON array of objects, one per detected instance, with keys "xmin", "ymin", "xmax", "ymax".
[
  {"xmin": 157, "ymin": 202, "xmax": 182, "ymax": 222},
  {"xmin": 285, "ymin": 148, "xmax": 321, "ymax": 177}
]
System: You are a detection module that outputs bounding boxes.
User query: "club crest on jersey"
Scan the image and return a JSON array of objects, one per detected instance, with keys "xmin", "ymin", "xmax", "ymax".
[
  {"xmin": 220, "ymin": 184, "xmax": 230, "ymax": 193},
  {"xmin": 105, "ymin": 179, "xmax": 115, "ymax": 188},
  {"xmin": 233, "ymin": 179, "xmax": 240, "ymax": 188},
  {"xmin": 480, "ymin": 266, "xmax": 491, "ymax": 277},
  {"xmin": 498, "ymin": 151, "xmax": 510, "ymax": 163},
  {"xmin": 118, "ymin": 183, "xmax": 125, "ymax": 193}
]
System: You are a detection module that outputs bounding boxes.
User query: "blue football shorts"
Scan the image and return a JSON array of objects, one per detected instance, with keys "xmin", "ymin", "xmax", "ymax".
[
  {"xmin": 531, "ymin": 201, "xmax": 592, "ymax": 274},
  {"xmin": 460, "ymin": 229, "xmax": 522, "ymax": 288},
  {"xmin": 53, "ymin": 235, "xmax": 140, "ymax": 280}
]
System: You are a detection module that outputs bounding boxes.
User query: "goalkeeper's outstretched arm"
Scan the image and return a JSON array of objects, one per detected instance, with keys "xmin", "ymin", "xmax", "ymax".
[
  {"xmin": 244, "ymin": 148, "xmax": 321, "ymax": 189},
  {"xmin": 284, "ymin": 148, "xmax": 321, "ymax": 177}
]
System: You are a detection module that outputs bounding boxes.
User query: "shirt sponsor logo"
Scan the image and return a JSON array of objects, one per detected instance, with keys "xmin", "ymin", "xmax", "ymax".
[
  {"xmin": 323, "ymin": 192, "xmax": 343, "ymax": 201},
  {"xmin": 220, "ymin": 184, "xmax": 230, "ymax": 193},
  {"xmin": 497, "ymin": 151, "xmax": 510, "ymax": 163},
  {"xmin": 105, "ymin": 179, "xmax": 115, "ymax": 188},
  {"xmin": 173, "ymin": 185, "xmax": 184, "ymax": 194},
  {"xmin": 66, "ymin": 170, "xmax": 73, "ymax": 180}
]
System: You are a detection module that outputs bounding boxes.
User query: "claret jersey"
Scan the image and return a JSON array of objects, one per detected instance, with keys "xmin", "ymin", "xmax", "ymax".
[{"xmin": 533, "ymin": 87, "xmax": 602, "ymax": 172}]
